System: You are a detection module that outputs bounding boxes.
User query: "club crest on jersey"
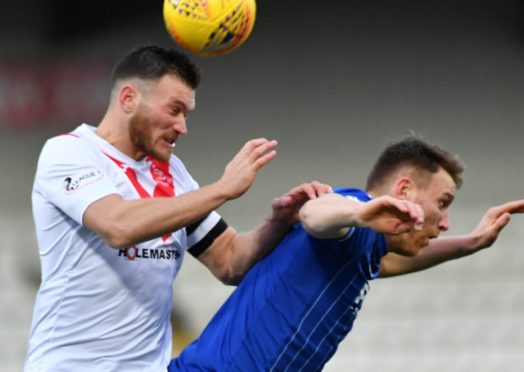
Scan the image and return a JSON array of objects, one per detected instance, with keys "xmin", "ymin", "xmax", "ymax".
[{"xmin": 64, "ymin": 168, "xmax": 103, "ymax": 193}]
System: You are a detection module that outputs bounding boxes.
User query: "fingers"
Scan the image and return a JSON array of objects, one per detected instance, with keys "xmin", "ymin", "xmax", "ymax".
[
  {"xmin": 243, "ymin": 138, "xmax": 278, "ymax": 171},
  {"xmin": 271, "ymin": 181, "xmax": 332, "ymax": 218},
  {"xmin": 494, "ymin": 199, "xmax": 524, "ymax": 215},
  {"xmin": 310, "ymin": 180, "xmax": 333, "ymax": 196},
  {"xmin": 242, "ymin": 138, "xmax": 278, "ymax": 152},
  {"xmin": 360, "ymin": 196, "xmax": 426, "ymax": 235},
  {"xmin": 390, "ymin": 198, "xmax": 424, "ymax": 231},
  {"xmin": 253, "ymin": 149, "xmax": 277, "ymax": 170},
  {"xmin": 493, "ymin": 212, "xmax": 512, "ymax": 232},
  {"xmin": 272, "ymin": 184, "xmax": 315, "ymax": 210},
  {"xmin": 271, "ymin": 194, "xmax": 293, "ymax": 209},
  {"xmin": 220, "ymin": 138, "xmax": 279, "ymax": 200},
  {"xmin": 407, "ymin": 202, "xmax": 425, "ymax": 231},
  {"xmin": 484, "ymin": 200, "xmax": 524, "ymax": 222},
  {"xmin": 279, "ymin": 181, "xmax": 333, "ymax": 204},
  {"xmin": 232, "ymin": 138, "xmax": 278, "ymax": 171},
  {"xmin": 393, "ymin": 221, "xmax": 419, "ymax": 234},
  {"xmin": 293, "ymin": 182, "xmax": 321, "ymax": 200}
]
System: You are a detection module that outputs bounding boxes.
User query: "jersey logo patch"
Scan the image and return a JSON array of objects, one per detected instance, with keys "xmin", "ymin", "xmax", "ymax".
[{"xmin": 64, "ymin": 168, "xmax": 103, "ymax": 193}]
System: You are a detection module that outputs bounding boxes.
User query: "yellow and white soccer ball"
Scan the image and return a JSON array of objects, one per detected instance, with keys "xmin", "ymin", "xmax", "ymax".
[{"xmin": 163, "ymin": 0, "xmax": 257, "ymax": 57}]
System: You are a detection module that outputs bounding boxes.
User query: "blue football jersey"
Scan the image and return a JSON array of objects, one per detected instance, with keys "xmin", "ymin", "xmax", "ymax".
[{"xmin": 170, "ymin": 188, "xmax": 388, "ymax": 371}]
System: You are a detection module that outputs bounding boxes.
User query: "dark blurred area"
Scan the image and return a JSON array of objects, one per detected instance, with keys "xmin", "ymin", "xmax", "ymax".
[
  {"xmin": 1, "ymin": 0, "xmax": 524, "ymax": 131},
  {"xmin": 43, "ymin": 1, "xmax": 155, "ymax": 42},
  {"xmin": 2, "ymin": 0, "xmax": 524, "ymax": 203},
  {"xmin": 2, "ymin": 0, "xmax": 524, "ymax": 238}
]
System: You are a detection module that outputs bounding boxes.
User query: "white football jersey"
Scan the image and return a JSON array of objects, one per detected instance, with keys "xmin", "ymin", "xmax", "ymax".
[{"xmin": 25, "ymin": 124, "xmax": 224, "ymax": 372}]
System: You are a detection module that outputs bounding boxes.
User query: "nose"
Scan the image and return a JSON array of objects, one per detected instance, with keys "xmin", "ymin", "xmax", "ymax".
[
  {"xmin": 173, "ymin": 116, "xmax": 187, "ymax": 136},
  {"xmin": 438, "ymin": 210, "xmax": 449, "ymax": 231}
]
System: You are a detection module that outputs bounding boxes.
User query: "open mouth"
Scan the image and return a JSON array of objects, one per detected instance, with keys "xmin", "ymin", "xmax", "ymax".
[
  {"xmin": 163, "ymin": 138, "xmax": 176, "ymax": 148},
  {"xmin": 421, "ymin": 235, "xmax": 438, "ymax": 247}
]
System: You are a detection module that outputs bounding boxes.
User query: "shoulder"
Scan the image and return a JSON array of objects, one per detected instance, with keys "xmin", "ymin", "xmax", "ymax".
[
  {"xmin": 36, "ymin": 132, "xmax": 105, "ymax": 177},
  {"xmin": 333, "ymin": 187, "xmax": 372, "ymax": 203},
  {"xmin": 43, "ymin": 132, "xmax": 90, "ymax": 154}
]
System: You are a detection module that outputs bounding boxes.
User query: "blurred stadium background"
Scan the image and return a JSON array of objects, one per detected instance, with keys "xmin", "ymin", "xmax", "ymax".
[{"xmin": 1, "ymin": 1, "xmax": 524, "ymax": 371}]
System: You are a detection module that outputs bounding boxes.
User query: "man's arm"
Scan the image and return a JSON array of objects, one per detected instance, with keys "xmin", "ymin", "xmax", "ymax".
[
  {"xmin": 83, "ymin": 138, "xmax": 277, "ymax": 248},
  {"xmin": 197, "ymin": 182, "xmax": 332, "ymax": 285},
  {"xmin": 299, "ymin": 193, "xmax": 424, "ymax": 239},
  {"xmin": 379, "ymin": 199, "xmax": 524, "ymax": 277}
]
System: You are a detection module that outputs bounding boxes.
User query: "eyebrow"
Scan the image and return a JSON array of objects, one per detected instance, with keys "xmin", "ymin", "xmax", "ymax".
[{"xmin": 168, "ymin": 99, "xmax": 193, "ymax": 113}]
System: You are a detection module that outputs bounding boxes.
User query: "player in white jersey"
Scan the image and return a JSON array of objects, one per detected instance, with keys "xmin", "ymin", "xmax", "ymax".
[{"xmin": 25, "ymin": 45, "xmax": 331, "ymax": 372}]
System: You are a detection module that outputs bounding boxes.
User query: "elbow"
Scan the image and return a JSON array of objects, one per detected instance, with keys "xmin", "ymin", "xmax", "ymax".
[
  {"xmin": 212, "ymin": 272, "xmax": 241, "ymax": 286},
  {"xmin": 221, "ymin": 275, "xmax": 242, "ymax": 286},
  {"xmin": 299, "ymin": 205, "xmax": 327, "ymax": 238},
  {"xmin": 83, "ymin": 198, "xmax": 138, "ymax": 249},
  {"xmin": 298, "ymin": 204, "xmax": 318, "ymax": 234},
  {"xmin": 98, "ymin": 220, "xmax": 137, "ymax": 249},
  {"xmin": 299, "ymin": 202, "xmax": 349, "ymax": 240},
  {"xmin": 216, "ymin": 265, "xmax": 246, "ymax": 286},
  {"xmin": 104, "ymin": 236, "xmax": 131, "ymax": 250},
  {"xmin": 209, "ymin": 254, "xmax": 247, "ymax": 286}
]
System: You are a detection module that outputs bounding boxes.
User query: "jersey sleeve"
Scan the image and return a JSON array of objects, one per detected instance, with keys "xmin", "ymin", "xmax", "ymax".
[
  {"xmin": 332, "ymin": 188, "xmax": 371, "ymax": 242},
  {"xmin": 186, "ymin": 213, "xmax": 228, "ymax": 257},
  {"xmin": 33, "ymin": 135, "xmax": 121, "ymax": 225},
  {"xmin": 169, "ymin": 155, "xmax": 229, "ymax": 257}
]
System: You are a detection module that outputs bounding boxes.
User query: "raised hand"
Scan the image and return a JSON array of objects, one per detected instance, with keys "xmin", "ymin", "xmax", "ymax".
[
  {"xmin": 270, "ymin": 181, "xmax": 332, "ymax": 226},
  {"xmin": 218, "ymin": 138, "xmax": 278, "ymax": 200},
  {"xmin": 357, "ymin": 195, "xmax": 424, "ymax": 235},
  {"xmin": 379, "ymin": 198, "xmax": 524, "ymax": 277},
  {"xmin": 300, "ymin": 193, "xmax": 424, "ymax": 239},
  {"xmin": 468, "ymin": 199, "xmax": 524, "ymax": 251}
]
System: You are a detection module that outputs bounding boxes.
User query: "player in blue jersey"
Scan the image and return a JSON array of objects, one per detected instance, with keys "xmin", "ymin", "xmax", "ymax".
[{"xmin": 168, "ymin": 137, "xmax": 524, "ymax": 371}]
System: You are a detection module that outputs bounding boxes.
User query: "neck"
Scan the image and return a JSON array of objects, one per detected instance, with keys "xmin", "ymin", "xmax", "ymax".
[{"xmin": 96, "ymin": 113, "xmax": 141, "ymax": 160}]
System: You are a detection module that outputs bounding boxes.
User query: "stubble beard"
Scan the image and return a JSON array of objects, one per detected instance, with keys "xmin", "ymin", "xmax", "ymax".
[
  {"xmin": 129, "ymin": 112, "xmax": 171, "ymax": 163},
  {"xmin": 387, "ymin": 232, "xmax": 424, "ymax": 257}
]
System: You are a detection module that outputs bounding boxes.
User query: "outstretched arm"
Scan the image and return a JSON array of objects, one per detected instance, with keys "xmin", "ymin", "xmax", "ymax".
[
  {"xmin": 198, "ymin": 181, "xmax": 333, "ymax": 285},
  {"xmin": 379, "ymin": 199, "xmax": 524, "ymax": 277},
  {"xmin": 83, "ymin": 138, "xmax": 277, "ymax": 248},
  {"xmin": 299, "ymin": 193, "xmax": 424, "ymax": 239}
]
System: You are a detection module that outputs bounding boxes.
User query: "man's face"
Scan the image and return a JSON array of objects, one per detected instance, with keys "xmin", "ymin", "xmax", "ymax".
[
  {"xmin": 129, "ymin": 74, "xmax": 195, "ymax": 162},
  {"xmin": 388, "ymin": 167, "xmax": 457, "ymax": 256}
]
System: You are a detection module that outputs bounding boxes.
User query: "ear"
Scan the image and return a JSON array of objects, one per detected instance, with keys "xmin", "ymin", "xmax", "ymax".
[
  {"xmin": 394, "ymin": 177, "xmax": 414, "ymax": 200},
  {"xmin": 118, "ymin": 83, "xmax": 139, "ymax": 114}
]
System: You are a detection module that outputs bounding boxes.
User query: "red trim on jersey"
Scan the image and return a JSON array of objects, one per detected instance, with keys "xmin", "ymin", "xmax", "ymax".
[
  {"xmin": 104, "ymin": 153, "xmax": 176, "ymax": 241},
  {"xmin": 104, "ymin": 153, "xmax": 150, "ymax": 198},
  {"xmin": 147, "ymin": 156, "xmax": 176, "ymax": 198}
]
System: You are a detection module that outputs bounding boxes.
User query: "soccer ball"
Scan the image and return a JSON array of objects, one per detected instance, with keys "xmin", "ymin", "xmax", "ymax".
[{"xmin": 163, "ymin": 0, "xmax": 257, "ymax": 57}]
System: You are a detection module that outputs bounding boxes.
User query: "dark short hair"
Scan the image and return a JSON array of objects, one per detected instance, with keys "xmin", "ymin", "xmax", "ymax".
[
  {"xmin": 366, "ymin": 136, "xmax": 464, "ymax": 190},
  {"xmin": 111, "ymin": 45, "xmax": 201, "ymax": 89}
]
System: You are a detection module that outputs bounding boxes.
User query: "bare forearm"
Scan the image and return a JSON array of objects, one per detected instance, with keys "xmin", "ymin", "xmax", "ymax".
[
  {"xmin": 86, "ymin": 182, "xmax": 230, "ymax": 248},
  {"xmin": 200, "ymin": 181, "xmax": 333, "ymax": 285},
  {"xmin": 380, "ymin": 235, "xmax": 477, "ymax": 277},
  {"xmin": 380, "ymin": 198, "xmax": 524, "ymax": 277},
  {"xmin": 225, "ymin": 217, "xmax": 292, "ymax": 284},
  {"xmin": 300, "ymin": 194, "xmax": 358, "ymax": 239}
]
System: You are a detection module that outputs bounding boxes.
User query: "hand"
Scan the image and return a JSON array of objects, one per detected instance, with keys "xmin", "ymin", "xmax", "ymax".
[
  {"xmin": 270, "ymin": 181, "xmax": 332, "ymax": 226},
  {"xmin": 218, "ymin": 138, "xmax": 278, "ymax": 200},
  {"xmin": 468, "ymin": 199, "xmax": 524, "ymax": 251},
  {"xmin": 357, "ymin": 195, "xmax": 425, "ymax": 234}
]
